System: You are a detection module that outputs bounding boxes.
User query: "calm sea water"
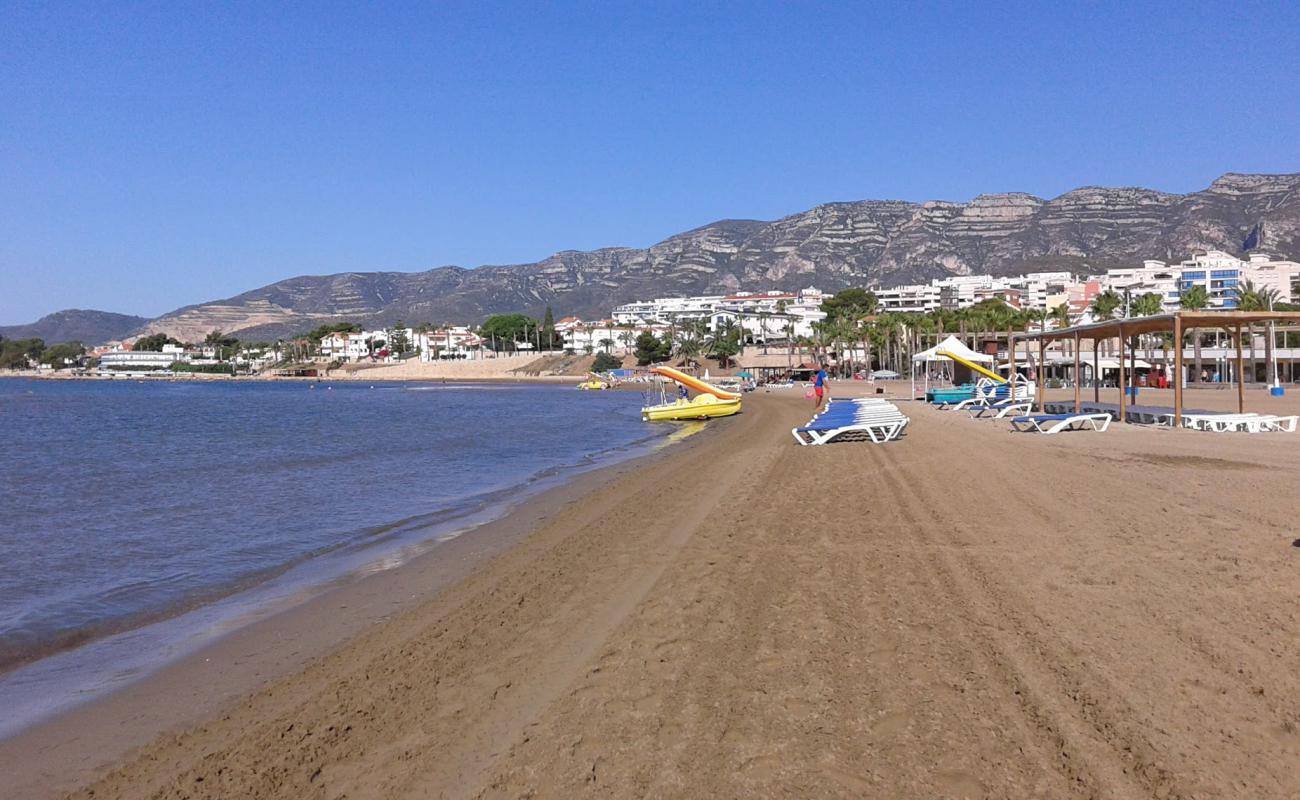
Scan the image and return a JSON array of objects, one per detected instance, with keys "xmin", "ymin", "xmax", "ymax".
[{"xmin": 0, "ymin": 379, "xmax": 661, "ymax": 672}]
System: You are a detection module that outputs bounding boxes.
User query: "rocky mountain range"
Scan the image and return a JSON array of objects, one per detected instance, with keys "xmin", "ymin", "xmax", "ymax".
[{"xmin": 11, "ymin": 172, "xmax": 1300, "ymax": 344}]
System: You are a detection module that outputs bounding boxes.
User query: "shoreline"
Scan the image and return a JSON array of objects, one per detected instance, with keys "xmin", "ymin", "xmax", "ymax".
[
  {"xmin": 0, "ymin": 397, "xmax": 685, "ymax": 733},
  {"xmin": 0, "ymin": 404, "xmax": 721, "ymax": 798}
]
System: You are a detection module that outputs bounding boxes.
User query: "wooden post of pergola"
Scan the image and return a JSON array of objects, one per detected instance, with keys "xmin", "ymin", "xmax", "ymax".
[
  {"xmin": 1173, "ymin": 315, "xmax": 1184, "ymax": 429},
  {"xmin": 1005, "ymin": 327, "xmax": 1013, "ymax": 381},
  {"xmin": 1037, "ymin": 336, "xmax": 1046, "ymax": 411},
  {"xmin": 1092, "ymin": 341, "xmax": 1100, "ymax": 403},
  {"xmin": 1130, "ymin": 334, "xmax": 1138, "ymax": 401},
  {"xmin": 1235, "ymin": 325, "xmax": 1245, "ymax": 414},
  {"xmin": 1009, "ymin": 333, "xmax": 1017, "ymax": 394},
  {"xmin": 1073, "ymin": 332, "xmax": 1081, "ymax": 414},
  {"xmin": 1117, "ymin": 325, "xmax": 1127, "ymax": 423}
]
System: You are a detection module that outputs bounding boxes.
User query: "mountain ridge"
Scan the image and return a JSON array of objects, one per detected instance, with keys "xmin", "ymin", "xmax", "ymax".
[
  {"xmin": 10, "ymin": 172, "xmax": 1300, "ymax": 344},
  {"xmin": 0, "ymin": 310, "xmax": 150, "ymax": 346}
]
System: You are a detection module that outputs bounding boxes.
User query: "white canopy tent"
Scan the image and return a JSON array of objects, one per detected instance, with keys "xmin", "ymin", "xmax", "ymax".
[
  {"xmin": 911, "ymin": 335, "xmax": 994, "ymax": 363},
  {"xmin": 911, "ymin": 335, "xmax": 996, "ymax": 397}
]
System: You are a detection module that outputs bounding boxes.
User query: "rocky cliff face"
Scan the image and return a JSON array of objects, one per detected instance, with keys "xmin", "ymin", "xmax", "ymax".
[{"xmin": 136, "ymin": 171, "xmax": 1300, "ymax": 341}]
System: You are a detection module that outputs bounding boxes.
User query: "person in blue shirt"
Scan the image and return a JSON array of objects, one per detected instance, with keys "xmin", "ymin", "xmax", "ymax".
[{"xmin": 813, "ymin": 364, "xmax": 828, "ymax": 409}]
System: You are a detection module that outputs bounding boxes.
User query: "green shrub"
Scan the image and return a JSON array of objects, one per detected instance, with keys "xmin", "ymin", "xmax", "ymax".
[{"xmin": 592, "ymin": 352, "xmax": 621, "ymax": 372}]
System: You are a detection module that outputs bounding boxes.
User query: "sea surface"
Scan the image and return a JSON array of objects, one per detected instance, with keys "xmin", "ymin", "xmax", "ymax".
[{"xmin": 0, "ymin": 378, "xmax": 665, "ymax": 726}]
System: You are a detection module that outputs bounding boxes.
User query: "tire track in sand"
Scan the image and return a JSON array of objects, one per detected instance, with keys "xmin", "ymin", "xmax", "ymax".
[
  {"xmin": 868, "ymin": 439, "xmax": 1178, "ymax": 799},
  {"xmin": 866, "ymin": 442, "xmax": 1160, "ymax": 799}
]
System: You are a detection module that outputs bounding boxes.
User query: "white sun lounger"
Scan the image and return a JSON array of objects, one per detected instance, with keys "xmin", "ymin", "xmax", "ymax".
[
  {"xmin": 1009, "ymin": 413, "xmax": 1112, "ymax": 434},
  {"xmin": 1180, "ymin": 413, "xmax": 1299, "ymax": 433},
  {"xmin": 966, "ymin": 400, "xmax": 1033, "ymax": 419}
]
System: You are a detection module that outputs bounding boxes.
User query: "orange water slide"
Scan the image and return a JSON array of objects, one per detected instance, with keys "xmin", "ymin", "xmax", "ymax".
[{"xmin": 650, "ymin": 366, "xmax": 742, "ymax": 400}]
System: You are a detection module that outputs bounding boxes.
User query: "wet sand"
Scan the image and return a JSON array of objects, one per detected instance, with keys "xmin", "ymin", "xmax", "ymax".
[{"xmin": 5, "ymin": 386, "xmax": 1300, "ymax": 798}]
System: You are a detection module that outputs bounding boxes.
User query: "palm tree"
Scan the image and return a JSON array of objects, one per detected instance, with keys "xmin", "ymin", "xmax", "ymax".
[
  {"xmin": 909, "ymin": 313, "xmax": 936, "ymax": 368},
  {"xmin": 598, "ymin": 337, "xmax": 615, "ymax": 354},
  {"xmin": 706, "ymin": 318, "xmax": 742, "ymax": 368},
  {"xmin": 1131, "ymin": 292, "xmax": 1163, "ymax": 317},
  {"xmin": 1090, "ymin": 290, "xmax": 1122, "ymax": 321},
  {"xmin": 1256, "ymin": 286, "xmax": 1282, "ymax": 385},
  {"xmin": 1126, "ymin": 293, "xmax": 1164, "ymax": 367},
  {"xmin": 837, "ymin": 317, "xmax": 862, "ymax": 376},
  {"xmin": 617, "ymin": 329, "xmax": 635, "ymax": 355},
  {"xmin": 1232, "ymin": 280, "xmax": 1258, "ymax": 381},
  {"xmin": 794, "ymin": 335, "xmax": 815, "ymax": 368},
  {"xmin": 1050, "ymin": 303, "xmax": 1071, "ymax": 330},
  {"xmin": 1179, "ymin": 285, "xmax": 1210, "ymax": 383},
  {"xmin": 674, "ymin": 320, "xmax": 705, "ymax": 366},
  {"xmin": 810, "ymin": 319, "xmax": 831, "ymax": 366},
  {"xmin": 1086, "ymin": 291, "xmax": 1123, "ymax": 358},
  {"xmin": 867, "ymin": 323, "xmax": 889, "ymax": 374}
]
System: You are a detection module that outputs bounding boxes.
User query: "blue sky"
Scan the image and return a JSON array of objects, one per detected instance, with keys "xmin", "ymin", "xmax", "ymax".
[{"xmin": 3, "ymin": 2, "xmax": 1299, "ymax": 324}]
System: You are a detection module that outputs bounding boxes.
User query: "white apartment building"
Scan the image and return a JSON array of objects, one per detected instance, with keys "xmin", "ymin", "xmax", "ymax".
[
  {"xmin": 872, "ymin": 271, "xmax": 1072, "ymax": 314},
  {"xmin": 611, "ymin": 295, "xmax": 726, "ymax": 326},
  {"xmin": 1172, "ymin": 251, "xmax": 1298, "ymax": 308},
  {"xmin": 558, "ymin": 319, "xmax": 665, "ymax": 354},
  {"xmin": 1004, "ymin": 272, "xmax": 1075, "ymax": 310},
  {"xmin": 711, "ymin": 290, "xmax": 826, "ymax": 341},
  {"xmin": 867, "ymin": 253, "xmax": 1298, "ymax": 320},
  {"xmin": 99, "ymin": 343, "xmax": 189, "ymax": 372},
  {"xmin": 609, "ymin": 288, "xmax": 827, "ymax": 340},
  {"xmin": 1238, "ymin": 253, "xmax": 1300, "ymax": 304},
  {"xmin": 1094, "ymin": 261, "xmax": 1184, "ymax": 311},
  {"xmin": 1093, "ymin": 251, "xmax": 1300, "ymax": 311},
  {"xmin": 873, "ymin": 283, "xmax": 941, "ymax": 313}
]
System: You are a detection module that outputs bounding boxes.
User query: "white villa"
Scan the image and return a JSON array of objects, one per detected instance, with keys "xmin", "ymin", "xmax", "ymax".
[{"xmin": 318, "ymin": 326, "xmax": 486, "ymax": 363}]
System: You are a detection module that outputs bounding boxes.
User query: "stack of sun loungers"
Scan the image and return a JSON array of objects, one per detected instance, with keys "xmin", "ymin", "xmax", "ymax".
[
  {"xmin": 791, "ymin": 398, "xmax": 910, "ymax": 445},
  {"xmin": 950, "ymin": 382, "xmax": 1034, "ymax": 412},
  {"xmin": 1173, "ymin": 412, "xmax": 1298, "ymax": 432},
  {"xmin": 932, "ymin": 377, "xmax": 1034, "ymax": 410},
  {"xmin": 1039, "ymin": 400, "xmax": 1297, "ymax": 433}
]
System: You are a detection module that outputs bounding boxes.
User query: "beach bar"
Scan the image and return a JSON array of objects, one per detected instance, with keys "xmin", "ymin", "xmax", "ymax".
[{"xmin": 1013, "ymin": 311, "xmax": 1300, "ymax": 428}]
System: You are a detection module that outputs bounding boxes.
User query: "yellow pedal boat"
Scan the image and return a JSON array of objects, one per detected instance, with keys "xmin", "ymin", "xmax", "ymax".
[
  {"xmin": 641, "ymin": 393, "xmax": 741, "ymax": 421},
  {"xmin": 640, "ymin": 366, "xmax": 742, "ymax": 421}
]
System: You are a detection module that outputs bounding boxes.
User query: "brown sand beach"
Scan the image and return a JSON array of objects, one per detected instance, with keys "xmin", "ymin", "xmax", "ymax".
[{"xmin": 3, "ymin": 386, "xmax": 1300, "ymax": 798}]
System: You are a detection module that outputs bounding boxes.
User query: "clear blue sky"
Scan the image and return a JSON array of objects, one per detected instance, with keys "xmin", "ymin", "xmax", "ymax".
[{"xmin": 3, "ymin": 1, "xmax": 1299, "ymax": 324}]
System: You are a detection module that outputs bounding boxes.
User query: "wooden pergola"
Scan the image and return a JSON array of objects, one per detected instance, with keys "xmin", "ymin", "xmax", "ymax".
[{"xmin": 1012, "ymin": 311, "xmax": 1300, "ymax": 428}]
